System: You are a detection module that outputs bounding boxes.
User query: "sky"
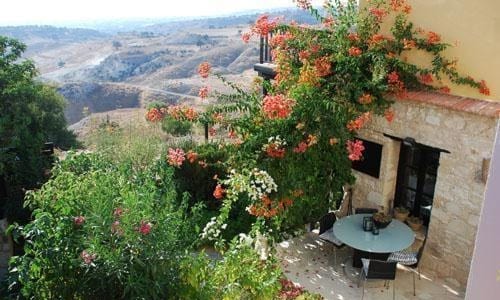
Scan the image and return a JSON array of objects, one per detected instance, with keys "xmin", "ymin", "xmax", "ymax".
[{"xmin": 0, "ymin": 0, "xmax": 324, "ymax": 26}]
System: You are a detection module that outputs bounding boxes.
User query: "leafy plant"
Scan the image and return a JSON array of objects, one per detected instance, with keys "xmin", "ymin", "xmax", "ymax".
[
  {"xmin": 0, "ymin": 36, "xmax": 78, "ymax": 223},
  {"xmin": 179, "ymin": 242, "xmax": 283, "ymax": 300},
  {"xmin": 7, "ymin": 153, "xmax": 202, "ymax": 299}
]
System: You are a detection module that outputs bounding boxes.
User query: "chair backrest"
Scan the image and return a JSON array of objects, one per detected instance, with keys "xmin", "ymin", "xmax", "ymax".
[
  {"xmin": 366, "ymin": 260, "xmax": 397, "ymax": 280},
  {"xmin": 319, "ymin": 212, "xmax": 336, "ymax": 235},
  {"xmin": 355, "ymin": 207, "xmax": 378, "ymax": 214}
]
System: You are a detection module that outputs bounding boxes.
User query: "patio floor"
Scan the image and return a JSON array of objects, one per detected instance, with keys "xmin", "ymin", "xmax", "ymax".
[{"xmin": 276, "ymin": 232, "xmax": 465, "ymax": 300}]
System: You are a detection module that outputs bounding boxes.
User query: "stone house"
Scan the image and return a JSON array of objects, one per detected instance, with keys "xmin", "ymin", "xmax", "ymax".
[{"xmin": 350, "ymin": 90, "xmax": 500, "ymax": 288}]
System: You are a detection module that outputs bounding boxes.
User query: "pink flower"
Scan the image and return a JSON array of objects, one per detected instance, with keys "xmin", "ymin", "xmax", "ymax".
[
  {"xmin": 73, "ymin": 216, "xmax": 85, "ymax": 226},
  {"xmin": 293, "ymin": 142, "xmax": 308, "ymax": 154},
  {"xmin": 80, "ymin": 250, "xmax": 96, "ymax": 265},
  {"xmin": 346, "ymin": 140, "xmax": 365, "ymax": 161},
  {"xmin": 139, "ymin": 221, "xmax": 152, "ymax": 235},
  {"xmin": 198, "ymin": 86, "xmax": 209, "ymax": 99},
  {"xmin": 209, "ymin": 127, "xmax": 217, "ymax": 136},
  {"xmin": 198, "ymin": 62, "xmax": 211, "ymax": 78},
  {"xmin": 242, "ymin": 32, "xmax": 251, "ymax": 43},
  {"xmin": 167, "ymin": 148, "xmax": 186, "ymax": 167},
  {"xmin": 262, "ymin": 94, "xmax": 296, "ymax": 119}
]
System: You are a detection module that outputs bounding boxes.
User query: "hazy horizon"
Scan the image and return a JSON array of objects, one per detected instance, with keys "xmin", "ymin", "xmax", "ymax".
[{"xmin": 0, "ymin": 0, "xmax": 325, "ymax": 27}]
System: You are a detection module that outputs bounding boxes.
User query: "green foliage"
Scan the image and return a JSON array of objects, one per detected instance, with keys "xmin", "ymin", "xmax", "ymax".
[
  {"xmin": 161, "ymin": 115, "xmax": 193, "ymax": 136},
  {"xmin": 7, "ymin": 153, "xmax": 202, "ymax": 299},
  {"xmin": 0, "ymin": 36, "xmax": 77, "ymax": 222},
  {"xmin": 179, "ymin": 243, "xmax": 282, "ymax": 300}
]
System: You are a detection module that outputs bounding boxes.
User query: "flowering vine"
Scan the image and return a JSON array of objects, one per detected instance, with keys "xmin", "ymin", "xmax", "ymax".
[{"xmin": 153, "ymin": 0, "xmax": 491, "ymax": 247}]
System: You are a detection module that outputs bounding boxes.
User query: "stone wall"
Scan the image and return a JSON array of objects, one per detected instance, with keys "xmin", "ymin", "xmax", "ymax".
[{"xmin": 352, "ymin": 95, "xmax": 499, "ymax": 290}]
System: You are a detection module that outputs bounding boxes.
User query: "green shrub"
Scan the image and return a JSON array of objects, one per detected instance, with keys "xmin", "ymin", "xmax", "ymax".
[
  {"xmin": 7, "ymin": 153, "xmax": 202, "ymax": 299},
  {"xmin": 161, "ymin": 115, "xmax": 193, "ymax": 136},
  {"xmin": 179, "ymin": 242, "xmax": 282, "ymax": 300}
]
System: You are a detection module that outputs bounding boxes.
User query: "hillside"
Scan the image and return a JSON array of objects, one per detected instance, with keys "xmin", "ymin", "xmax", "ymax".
[{"xmin": 0, "ymin": 9, "xmax": 316, "ymax": 137}]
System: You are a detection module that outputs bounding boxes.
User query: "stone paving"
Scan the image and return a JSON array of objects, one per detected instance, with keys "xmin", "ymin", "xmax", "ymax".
[{"xmin": 276, "ymin": 232, "xmax": 465, "ymax": 300}]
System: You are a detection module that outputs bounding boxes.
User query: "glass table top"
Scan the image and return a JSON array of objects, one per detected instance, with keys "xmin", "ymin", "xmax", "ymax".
[{"xmin": 332, "ymin": 214, "xmax": 415, "ymax": 253}]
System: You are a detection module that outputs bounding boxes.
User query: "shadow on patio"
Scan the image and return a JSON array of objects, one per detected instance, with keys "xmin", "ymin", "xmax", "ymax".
[{"xmin": 276, "ymin": 232, "xmax": 464, "ymax": 300}]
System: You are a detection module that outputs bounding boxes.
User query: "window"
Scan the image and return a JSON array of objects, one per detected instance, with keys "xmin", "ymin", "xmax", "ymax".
[{"xmin": 352, "ymin": 138, "xmax": 382, "ymax": 178}]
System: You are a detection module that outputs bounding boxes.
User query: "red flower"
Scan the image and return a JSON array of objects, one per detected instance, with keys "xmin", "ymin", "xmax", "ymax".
[
  {"xmin": 242, "ymin": 32, "xmax": 251, "ymax": 43},
  {"xmin": 368, "ymin": 34, "xmax": 387, "ymax": 47},
  {"xmin": 198, "ymin": 86, "xmax": 209, "ymax": 99},
  {"xmin": 369, "ymin": 7, "xmax": 387, "ymax": 22},
  {"xmin": 167, "ymin": 148, "xmax": 186, "ymax": 167},
  {"xmin": 213, "ymin": 184, "xmax": 225, "ymax": 200},
  {"xmin": 251, "ymin": 15, "xmax": 278, "ymax": 36},
  {"xmin": 298, "ymin": 50, "xmax": 311, "ymax": 61},
  {"xmin": 347, "ymin": 112, "xmax": 371, "ymax": 132},
  {"xmin": 186, "ymin": 150, "xmax": 198, "ymax": 163},
  {"xmin": 323, "ymin": 16, "xmax": 335, "ymax": 27},
  {"xmin": 294, "ymin": 0, "xmax": 312, "ymax": 10},
  {"xmin": 228, "ymin": 130, "xmax": 237, "ymax": 139},
  {"xmin": 73, "ymin": 216, "xmax": 85, "ymax": 226},
  {"xmin": 358, "ymin": 93, "xmax": 373, "ymax": 105},
  {"xmin": 419, "ymin": 73, "xmax": 434, "ymax": 84},
  {"xmin": 385, "ymin": 108, "xmax": 395, "ymax": 123},
  {"xmin": 387, "ymin": 71, "xmax": 400, "ymax": 84},
  {"xmin": 403, "ymin": 38, "xmax": 416, "ymax": 49},
  {"xmin": 139, "ymin": 221, "xmax": 152, "ymax": 235},
  {"xmin": 479, "ymin": 80, "xmax": 490, "ymax": 96},
  {"xmin": 145, "ymin": 108, "xmax": 163, "ymax": 122},
  {"xmin": 262, "ymin": 94, "xmax": 296, "ymax": 119},
  {"xmin": 439, "ymin": 86, "xmax": 451, "ymax": 94},
  {"xmin": 348, "ymin": 47, "xmax": 362, "ymax": 57},
  {"xmin": 198, "ymin": 62, "xmax": 211, "ymax": 78},
  {"xmin": 184, "ymin": 107, "xmax": 198, "ymax": 121},
  {"xmin": 269, "ymin": 32, "xmax": 293, "ymax": 48},
  {"xmin": 293, "ymin": 142, "xmax": 308, "ymax": 154},
  {"xmin": 265, "ymin": 143, "xmax": 286, "ymax": 158},
  {"xmin": 426, "ymin": 31, "xmax": 441, "ymax": 44},
  {"xmin": 80, "ymin": 250, "xmax": 96, "ymax": 265},
  {"xmin": 346, "ymin": 140, "xmax": 365, "ymax": 161},
  {"xmin": 314, "ymin": 56, "xmax": 332, "ymax": 77},
  {"xmin": 348, "ymin": 32, "xmax": 360, "ymax": 42}
]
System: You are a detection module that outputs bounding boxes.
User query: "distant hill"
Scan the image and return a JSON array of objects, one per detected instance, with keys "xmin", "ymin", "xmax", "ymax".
[
  {"xmin": 143, "ymin": 9, "xmax": 318, "ymax": 34},
  {"xmin": 0, "ymin": 25, "xmax": 107, "ymax": 42}
]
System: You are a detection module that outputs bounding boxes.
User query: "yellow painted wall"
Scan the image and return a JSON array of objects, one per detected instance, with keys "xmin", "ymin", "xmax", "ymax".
[{"xmin": 360, "ymin": 0, "xmax": 500, "ymax": 101}]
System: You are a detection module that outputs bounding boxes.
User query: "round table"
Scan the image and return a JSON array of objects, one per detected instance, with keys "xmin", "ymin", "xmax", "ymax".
[{"xmin": 333, "ymin": 214, "xmax": 415, "ymax": 253}]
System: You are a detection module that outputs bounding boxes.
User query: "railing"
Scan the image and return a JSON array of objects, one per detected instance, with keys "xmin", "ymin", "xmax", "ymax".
[{"xmin": 259, "ymin": 32, "xmax": 274, "ymax": 64}]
